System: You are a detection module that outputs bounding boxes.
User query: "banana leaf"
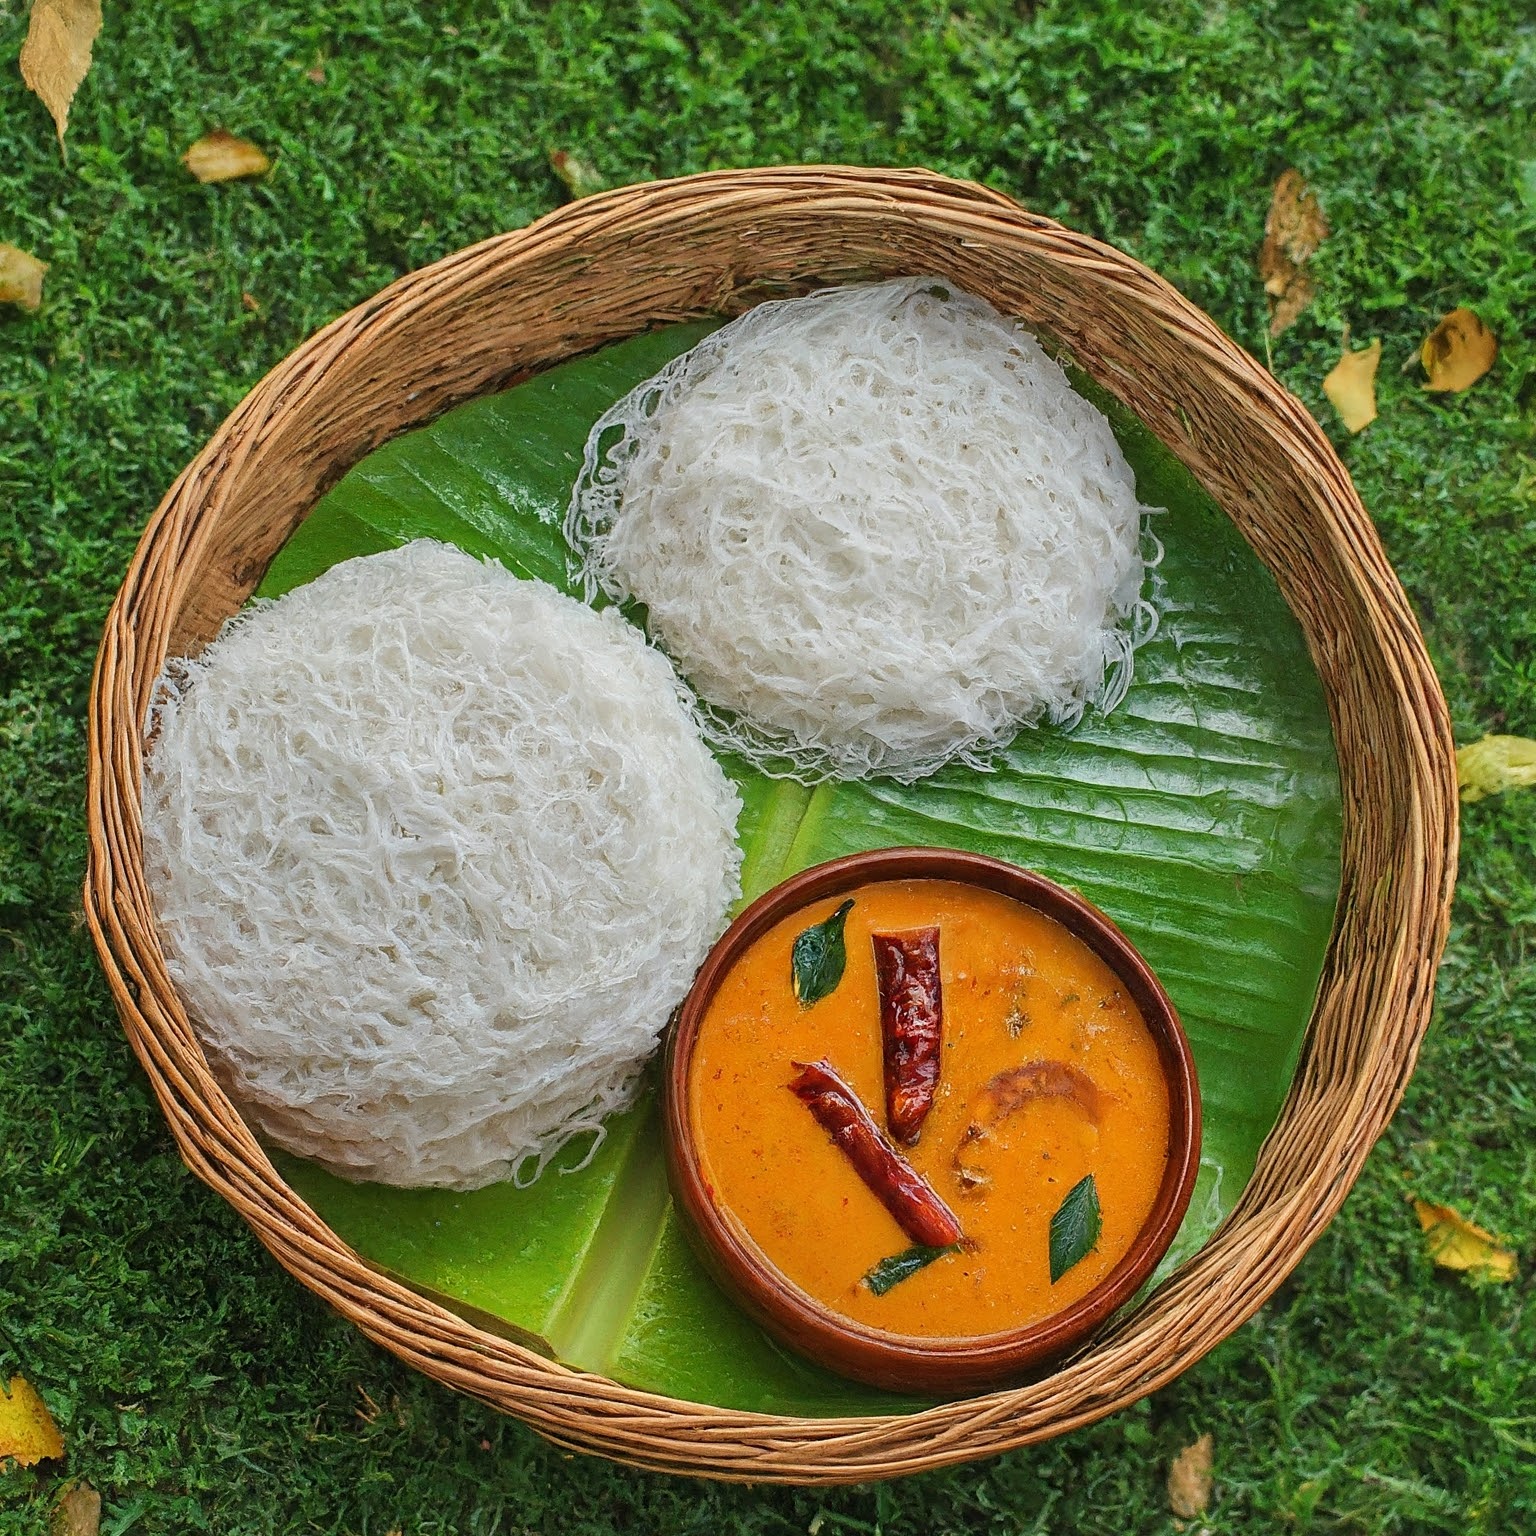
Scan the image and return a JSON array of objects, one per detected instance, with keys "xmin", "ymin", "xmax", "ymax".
[{"xmin": 263, "ymin": 322, "xmax": 1340, "ymax": 1414}]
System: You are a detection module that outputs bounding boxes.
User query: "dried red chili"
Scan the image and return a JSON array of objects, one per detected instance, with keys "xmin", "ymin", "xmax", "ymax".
[
  {"xmin": 788, "ymin": 1059, "xmax": 963, "ymax": 1248},
  {"xmin": 872, "ymin": 927, "xmax": 943, "ymax": 1144}
]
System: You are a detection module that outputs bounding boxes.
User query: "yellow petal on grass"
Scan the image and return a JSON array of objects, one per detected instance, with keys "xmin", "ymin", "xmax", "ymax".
[
  {"xmin": 1259, "ymin": 170, "xmax": 1328, "ymax": 336},
  {"xmin": 0, "ymin": 244, "xmax": 48, "ymax": 311},
  {"xmin": 19, "ymin": 0, "xmax": 102, "ymax": 150},
  {"xmin": 1414, "ymin": 1199, "xmax": 1517, "ymax": 1282},
  {"xmin": 183, "ymin": 130, "xmax": 272, "ymax": 184},
  {"xmin": 1457, "ymin": 734, "xmax": 1536, "ymax": 803},
  {"xmin": 1421, "ymin": 308, "xmax": 1497, "ymax": 392},
  {"xmin": 1168, "ymin": 1432, "xmax": 1214, "ymax": 1519},
  {"xmin": 1323, "ymin": 337, "xmax": 1381, "ymax": 433},
  {"xmin": 0, "ymin": 1376, "xmax": 65, "ymax": 1466},
  {"xmin": 52, "ymin": 1483, "xmax": 102, "ymax": 1536}
]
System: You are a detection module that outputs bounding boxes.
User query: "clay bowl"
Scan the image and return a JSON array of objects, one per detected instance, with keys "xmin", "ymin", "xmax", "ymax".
[{"xmin": 662, "ymin": 845, "xmax": 1201, "ymax": 1397}]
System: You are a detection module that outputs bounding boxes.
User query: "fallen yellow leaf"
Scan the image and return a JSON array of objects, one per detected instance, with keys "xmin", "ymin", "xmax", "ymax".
[
  {"xmin": 1259, "ymin": 170, "xmax": 1327, "ymax": 336},
  {"xmin": 183, "ymin": 130, "xmax": 272, "ymax": 184},
  {"xmin": 1457, "ymin": 734, "xmax": 1536, "ymax": 803},
  {"xmin": 1421, "ymin": 308, "xmax": 1497, "ymax": 392},
  {"xmin": 549, "ymin": 149, "xmax": 607, "ymax": 200},
  {"xmin": 0, "ymin": 1375, "xmax": 65, "ymax": 1466},
  {"xmin": 1414, "ymin": 1199, "xmax": 1517, "ymax": 1282},
  {"xmin": 1323, "ymin": 337, "xmax": 1381, "ymax": 433},
  {"xmin": 1168, "ymin": 1431, "xmax": 1214, "ymax": 1519},
  {"xmin": 53, "ymin": 1482, "xmax": 102, "ymax": 1536},
  {"xmin": 0, "ymin": 244, "xmax": 48, "ymax": 311},
  {"xmin": 19, "ymin": 0, "xmax": 101, "ymax": 150}
]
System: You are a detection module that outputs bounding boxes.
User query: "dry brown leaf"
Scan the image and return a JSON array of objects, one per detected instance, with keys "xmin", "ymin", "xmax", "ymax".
[
  {"xmin": 1414, "ymin": 1199, "xmax": 1517, "ymax": 1282},
  {"xmin": 1267, "ymin": 269, "xmax": 1316, "ymax": 338},
  {"xmin": 19, "ymin": 0, "xmax": 102, "ymax": 150},
  {"xmin": 0, "ymin": 244, "xmax": 48, "ymax": 310},
  {"xmin": 1168, "ymin": 1432, "xmax": 1214, "ymax": 1519},
  {"xmin": 1261, "ymin": 170, "xmax": 1329, "ymax": 281},
  {"xmin": 1259, "ymin": 170, "xmax": 1327, "ymax": 336},
  {"xmin": 1421, "ymin": 307, "xmax": 1497, "ymax": 392},
  {"xmin": 1323, "ymin": 337, "xmax": 1381, "ymax": 433},
  {"xmin": 1458, "ymin": 734, "xmax": 1536, "ymax": 802},
  {"xmin": 549, "ymin": 149, "xmax": 606, "ymax": 200},
  {"xmin": 0, "ymin": 1376, "xmax": 65, "ymax": 1466},
  {"xmin": 183, "ymin": 130, "xmax": 272, "ymax": 184},
  {"xmin": 52, "ymin": 1482, "xmax": 102, "ymax": 1536}
]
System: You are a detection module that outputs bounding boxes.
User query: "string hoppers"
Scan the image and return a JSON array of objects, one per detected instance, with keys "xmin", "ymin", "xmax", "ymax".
[
  {"xmin": 566, "ymin": 278, "xmax": 1162, "ymax": 783},
  {"xmin": 141, "ymin": 541, "xmax": 741, "ymax": 1190}
]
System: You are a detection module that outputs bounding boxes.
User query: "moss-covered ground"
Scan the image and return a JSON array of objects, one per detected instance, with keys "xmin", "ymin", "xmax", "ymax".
[{"xmin": 3, "ymin": 2, "xmax": 1534, "ymax": 1531}]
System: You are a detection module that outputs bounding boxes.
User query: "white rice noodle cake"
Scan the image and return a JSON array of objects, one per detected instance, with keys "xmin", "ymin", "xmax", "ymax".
[
  {"xmin": 567, "ymin": 278, "xmax": 1161, "ymax": 783},
  {"xmin": 142, "ymin": 541, "xmax": 742, "ymax": 1190}
]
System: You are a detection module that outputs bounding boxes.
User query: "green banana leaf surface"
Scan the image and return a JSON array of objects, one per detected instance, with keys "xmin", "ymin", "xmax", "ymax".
[{"xmin": 261, "ymin": 322, "xmax": 1341, "ymax": 1416}]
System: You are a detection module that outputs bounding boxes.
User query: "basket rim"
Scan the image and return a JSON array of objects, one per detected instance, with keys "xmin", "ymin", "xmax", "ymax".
[{"xmin": 83, "ymin": 163, "xmax": 1458, "ymax": 1483}]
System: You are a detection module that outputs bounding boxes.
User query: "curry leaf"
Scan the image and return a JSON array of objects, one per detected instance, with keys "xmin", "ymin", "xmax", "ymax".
[
  {"xmin": 791, "ymin": 899, "xmax": 854, "ymax": 1007},
  {"xmin": 863, "ymin": 1243, "xmax": 962, "ymax": 1296},
  {"xmin": 1049, "ymin": 1174, "xmax": 1101, "ymax": 1283}
]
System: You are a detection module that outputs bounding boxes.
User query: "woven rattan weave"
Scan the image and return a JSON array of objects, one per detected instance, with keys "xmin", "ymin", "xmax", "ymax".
[{"xmin": 84, "ymin": 166, "xmax": 1457, "ymax": 1482}]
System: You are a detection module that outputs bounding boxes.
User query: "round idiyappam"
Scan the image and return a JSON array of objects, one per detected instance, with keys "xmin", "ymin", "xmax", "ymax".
[
  {"xmin": 142, "ymin": 541, "xmax": 742, "ymax": 1190},
  {"xmin": 566, "ymin": 278, "xmax": 1161, "ymax": 783}
]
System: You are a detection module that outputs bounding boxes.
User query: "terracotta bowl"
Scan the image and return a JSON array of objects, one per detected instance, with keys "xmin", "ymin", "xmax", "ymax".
[{"xmin": 662, "ymin": 845, "xmax": 1201, "ymax": 1397}]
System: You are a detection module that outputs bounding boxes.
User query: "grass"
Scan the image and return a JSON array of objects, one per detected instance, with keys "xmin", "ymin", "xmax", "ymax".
[{"xmin": 2, "ymin": 0, "xmax": 1533, "ymax": 1530}]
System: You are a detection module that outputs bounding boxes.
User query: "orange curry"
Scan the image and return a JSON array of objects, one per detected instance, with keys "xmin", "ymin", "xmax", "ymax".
[{"xmin": 688, "ymin": 878, "xmax": 1171, "ymax": 1338}]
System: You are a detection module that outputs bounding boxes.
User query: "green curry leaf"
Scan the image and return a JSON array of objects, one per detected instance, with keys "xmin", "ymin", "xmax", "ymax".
[
  {"xmin": 863, "ymin": 1243, "xmax": 963, "ymax": 1296},
  {"xmin": 791, "ymin": 899, "xmax": 855, "ymax": 1008},
  {"xmin": 1049, "ymin": 1174, "xmax": 1102, "ymax": 1283}
]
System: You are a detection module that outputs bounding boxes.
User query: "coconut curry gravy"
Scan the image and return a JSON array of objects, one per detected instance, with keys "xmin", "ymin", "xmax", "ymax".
[{"xmin": 688, "ymin": 878, "xmax": 1171, "ymax": 1338}]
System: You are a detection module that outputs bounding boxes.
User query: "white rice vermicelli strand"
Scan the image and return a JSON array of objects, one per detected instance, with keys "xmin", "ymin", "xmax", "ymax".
[
  {"xmin": 566, "ymin": 278, "xmax": 1162, "ymax": 783},
  {"xmin": 141, "ymin": 541, "xmax": 741, "ymax": 1190}
]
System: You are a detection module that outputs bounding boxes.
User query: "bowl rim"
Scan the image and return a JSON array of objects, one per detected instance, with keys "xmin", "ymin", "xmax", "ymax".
[{"xmin": 663, "ymin": 845, "xmax": 1202, "ymax": 1395}]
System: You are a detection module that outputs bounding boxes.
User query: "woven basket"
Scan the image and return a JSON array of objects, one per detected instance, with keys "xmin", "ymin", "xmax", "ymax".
[{"xmin": 84, "ymin": 165, "xmax": 1457, "ymax": 1483}]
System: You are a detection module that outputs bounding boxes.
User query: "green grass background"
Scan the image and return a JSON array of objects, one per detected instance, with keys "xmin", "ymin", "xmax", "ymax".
[{"xmin": 2, "ymin": 1, "xmax": 1533, "ymax": 1530}]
